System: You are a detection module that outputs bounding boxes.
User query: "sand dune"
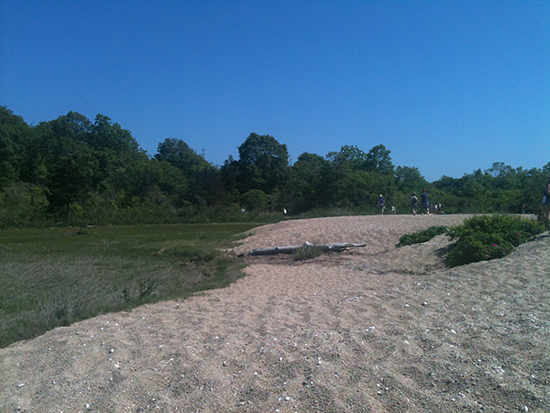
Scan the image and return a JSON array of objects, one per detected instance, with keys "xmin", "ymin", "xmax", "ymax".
[{"xmin": 1, "ymin": 214, "xmax": 549, "ymax": 412}]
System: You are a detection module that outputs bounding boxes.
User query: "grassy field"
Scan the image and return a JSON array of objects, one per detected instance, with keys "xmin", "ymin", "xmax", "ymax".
[{"xmin": 0, "ymin": 223, "xmax": 259, "ymax": 348}]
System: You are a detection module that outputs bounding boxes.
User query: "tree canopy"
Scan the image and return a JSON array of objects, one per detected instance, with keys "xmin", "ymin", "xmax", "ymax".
[
  {"xmin": 0, "ymin": 106, "xmax": 548, "ymax": 227},
  {"xmin": 236, "ymin": 133, "xmax": 289, "ymax": 194}
]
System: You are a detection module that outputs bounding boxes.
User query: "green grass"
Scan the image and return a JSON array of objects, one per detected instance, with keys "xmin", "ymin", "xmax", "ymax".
[{"xmin": 0, "ymin": 223, "xmax": 259, "ymax": 348}]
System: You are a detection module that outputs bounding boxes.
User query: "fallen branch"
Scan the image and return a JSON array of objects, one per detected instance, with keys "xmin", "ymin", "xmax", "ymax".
[{"xmin": 248, "ymin": 242, "xmax": 367, "ymax": 256}]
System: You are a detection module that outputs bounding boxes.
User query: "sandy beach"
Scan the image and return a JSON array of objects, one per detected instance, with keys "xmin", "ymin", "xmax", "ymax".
[{"xmin": 1, "ymin": 214, "xmax": 549, "ymax": 412}]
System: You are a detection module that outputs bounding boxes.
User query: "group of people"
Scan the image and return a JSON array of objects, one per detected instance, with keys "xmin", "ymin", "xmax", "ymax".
[
  {"xmin": 410, "ymin": 189, "xmax": 433, "ymax": 215},
  {"xmin": 377, "ymin": 189, "xmax": 442, "ymax": 216},
  {"xmin": 377, "ymin": 175, "xmax": 550, "ymax": 220}
]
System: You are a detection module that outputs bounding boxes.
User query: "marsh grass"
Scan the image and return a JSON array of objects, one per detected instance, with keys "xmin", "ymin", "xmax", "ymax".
[{"xmin": 0, "ymin": 223, "xmax": 258, "ymax": 347}]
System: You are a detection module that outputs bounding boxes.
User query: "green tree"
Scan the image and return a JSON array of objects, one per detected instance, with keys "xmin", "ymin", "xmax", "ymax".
[
  {"xmin": 395, "ymin": 166, "xmax": 429, "ymax": 194},
  {"xmin": 0, "ymin": 107, "xmax": 34, "ymax": 188},
  {"xmin": 324, "ymin": 144, "xmax": 397, "ymax": 208},
  {"xmin": 326, "ymin": 145, "xmax": 368, "ymax": 170},
  {"xmin": 155, "ymin": 138, "xmax": 211, "ymax": 176},
  {"xmin": 516, "ymin": 167, "xmax": 548, "ymax": 213},
  {"xmin": 237, "ymin": 133, "xmax": 289, "ymax": 194},
  {"xmin": 287, "ymin": 152, "xmax": 331, "ymax": 212},
  {"xmin": 192, "ymin": 167, "xmax": 226, "ymax": 206},
  {"xmin": 0, "ymin": 182, "xmax": 49, "ymax": 228},
  {"xmin": 45, "ymin": 146, "xmax": 100, "ymax": 212},
  {"xmin": 486, "ymin": 162, "xmax": 513, "ymax": 178},
  {"xmin": 365, "ymin": 144, "xmax": 394, "ymax": 175},
  {"xmin": 89, "ymin": 114, "xmax": 141, "ymax": 155},
  {"xmin": 337, "ymin": 170, "xmax": 374, "ymax": 207},
  {"xmin": 88, "ymin": 115, "xmax": 146, "ymax": 183},
  {"xmin": 112, "ymin": 158, "xmax": 188, "ymax": 207},
  {"xmin": 323, "ymin": 146, "xmax": 368, "ymax": 207},
  {"xmin": 155, "ymin": 138, "xmax": 220, "ymax": 205},
  {"xmin": 240, "ymin": 189, "xmax": 269, "ymax": 211},
  {"xmin": 32, "ymin": 113, "xmax": 102, "ymax": 212},
  {"xmin": 343, "ymin": 170, "xmax": 395, "ymax": 209},
  {"xmin": 220, "ymin": 155, "xmax": 241, "ymax": 204}
]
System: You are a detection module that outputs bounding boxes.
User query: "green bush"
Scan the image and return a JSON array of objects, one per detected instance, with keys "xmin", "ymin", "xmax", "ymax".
[
  {"xmin": 446, "ymin": 215, "xmax": 544, "ymax": 267},
  {"xmin": 398, "ymin": 226, "xmax": 448, "ymax": 246},
  {"xmin": 292, "ymin": 245, "xmax": 323, "ymax": 261},
  {"xmin": 537, "ymin": 206, "xmax": 550, "ymax": 229},
  {"xmin": 240, "ymin": 189, "xmax": 269, "ymax": 211}
]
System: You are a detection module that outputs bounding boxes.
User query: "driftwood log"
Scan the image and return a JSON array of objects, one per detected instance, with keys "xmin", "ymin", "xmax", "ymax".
[{"xmin": 248, "ymin": 242, "xmax": 367, "ymax": 256}]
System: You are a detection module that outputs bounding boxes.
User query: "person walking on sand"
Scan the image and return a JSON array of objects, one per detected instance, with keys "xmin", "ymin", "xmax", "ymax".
[
  {"xmin": 542, "ymin": 175, "xmax": 550, "ymax": 223},
  {"xmin": 411, "ymin": 192, "xmax": 418, "ymax": 215},
  {"xmin": 421, "ymin": 189, "xmax": 430, "ymax": 215},
  {"xmin": 377, "ymin": 195, "xmax": 386, "ymax": 215}
]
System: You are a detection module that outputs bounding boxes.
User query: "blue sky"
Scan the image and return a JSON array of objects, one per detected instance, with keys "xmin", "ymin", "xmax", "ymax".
[{"xmin": 1, "ymin": 0, "xmax": 548, "ymax": 182}]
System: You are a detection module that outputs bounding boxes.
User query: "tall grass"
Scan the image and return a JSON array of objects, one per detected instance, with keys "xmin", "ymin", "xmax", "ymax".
[{"xmin": 0, "ymin": 223, "xmax": 259, "ymax": 348}]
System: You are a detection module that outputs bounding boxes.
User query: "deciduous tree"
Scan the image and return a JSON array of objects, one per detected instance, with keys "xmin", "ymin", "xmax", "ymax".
[{"xmin": 237, "ymin": 133, "xmax": 289, "ymax": 194}]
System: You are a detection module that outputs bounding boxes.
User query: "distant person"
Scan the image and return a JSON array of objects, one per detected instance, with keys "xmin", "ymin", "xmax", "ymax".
[
  {"xmin": 410, "ymin": 192, "xmax": 418, "ymax": 215},
  {"xmin": 522, "ymin": 204, "xmax": 526, "ymax": 214},
  {"xmin": 421, "ymin": 189, "xmax": 430, "ymax": 215},
  {"xmin": 542, "ymin": 175, "xmax": 550, "ymax": 223},
  {"xmin": 391, "ymin": 205, "xmax": 396, "ymax": 215},
  {"xmin": 377, "ymin": 195, "xmax": 385, "ymax": 215}
]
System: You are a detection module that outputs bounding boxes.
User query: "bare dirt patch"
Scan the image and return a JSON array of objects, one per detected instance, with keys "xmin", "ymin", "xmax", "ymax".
[{"xmin": 1, "ymin": 214, "xmax": 549, "ymax": 412}]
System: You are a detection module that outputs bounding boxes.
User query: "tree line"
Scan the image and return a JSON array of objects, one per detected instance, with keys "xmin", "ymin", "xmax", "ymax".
[{"xmin": 1, "ymin": 106, "xmax": 548, "ymax": 228}]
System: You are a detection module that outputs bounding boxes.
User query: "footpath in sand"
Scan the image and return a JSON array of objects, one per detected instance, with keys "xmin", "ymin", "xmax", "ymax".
[{"xmin": 1, "ymin": 214, "xmax": 549, "ymax": 412}]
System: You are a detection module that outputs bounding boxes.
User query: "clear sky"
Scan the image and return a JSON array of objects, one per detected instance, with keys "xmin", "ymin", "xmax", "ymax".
[{"xmin": 1, "ymin": 0, "xmax": 548, "ymax": 182}]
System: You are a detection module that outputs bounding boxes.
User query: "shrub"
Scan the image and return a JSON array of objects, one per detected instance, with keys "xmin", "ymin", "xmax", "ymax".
[
  {"xmin": 240, "ymin": 189, "xmax": 269, "ymax": 211},
  {"xmin": 398, "ymin": 226, "xmax": 448, "ymax": 246},
  {"xmin": 446, "ymin": 215, "xmax": 544, "ymax": 267},
  {"xmin": 0, "ymin": 182, "xmax": 50, "ymax": 228},
  {"xmin": 292, "ymin": 245, "xmax": 323, "ymax": 261},
  {"xmin": 537, "ymin": 206, "xmax": 550, "ymax": 229}
]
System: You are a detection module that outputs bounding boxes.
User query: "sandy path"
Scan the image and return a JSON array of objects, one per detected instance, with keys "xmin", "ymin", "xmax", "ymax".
[{"xmin": 1, "ymin": 214, "xmax": 549, "ymax": 412}]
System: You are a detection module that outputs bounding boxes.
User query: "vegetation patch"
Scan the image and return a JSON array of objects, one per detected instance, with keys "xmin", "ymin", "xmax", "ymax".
[
  {"xmin": 446, "ymin": 215, "xmax": 544, "ymax": 267},
  {"xmin": 0, "ymin": 223, "xmax": 258, "ymax": 348},
  {"xmin": 292, "ymin": 245, "xmax": 324, "ymax": 261},
  {"xmin": 398, "ymin": 225, "xmax": 448, "ymax": 246}
]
